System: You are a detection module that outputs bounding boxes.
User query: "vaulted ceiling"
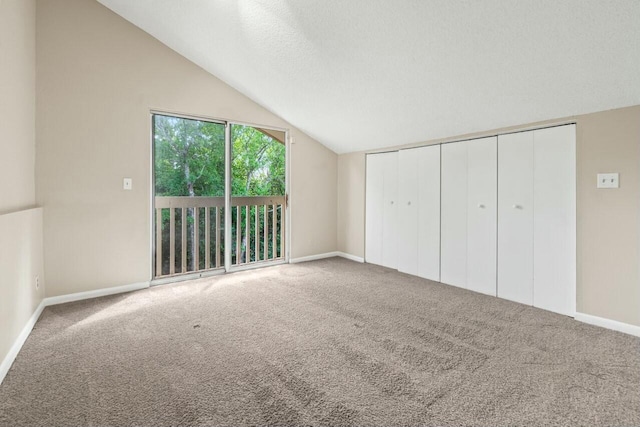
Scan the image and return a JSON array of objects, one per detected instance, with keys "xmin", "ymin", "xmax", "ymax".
[{"xmin": 97, "ymin": 0, "xmax": 640, "ymax": 154}]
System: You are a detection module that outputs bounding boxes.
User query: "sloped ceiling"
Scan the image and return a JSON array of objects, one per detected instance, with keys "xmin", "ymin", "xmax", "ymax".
[{"xmin": 97, "ymin": 0, "xmax": 640, "ymax": 154}]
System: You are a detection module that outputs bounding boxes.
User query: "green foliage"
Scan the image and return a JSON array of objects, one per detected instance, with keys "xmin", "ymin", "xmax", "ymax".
[
  {"xmin": 154, "ymin": 115, "xmax": 285, "ymax": 197},
  {"xmin": 232, "ymin": 126, "xmax": 285, "ymax": 196},
  {"xmin": 154, "ymin": 115, "xmax": 225, "ymax": 197}
]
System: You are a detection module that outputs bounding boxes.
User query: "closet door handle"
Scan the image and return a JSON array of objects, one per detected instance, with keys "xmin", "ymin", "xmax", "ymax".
[
  {"xmin": 512, "ymin": 204, "xmax": 522, "ymax": 209},
  {"xmin": 390, "ymin": 201, "xmax": 394, "ymax": 205},
  {"xmin": 407, "ymin": 201, "xmax": 411, "ymax": 206},
  {"xmin": 478, "ymin": 204, "xmax": 485, "ymax": 209}
]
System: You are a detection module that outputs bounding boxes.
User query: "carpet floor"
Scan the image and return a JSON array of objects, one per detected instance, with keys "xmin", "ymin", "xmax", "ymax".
[{"xmin": 1, "ymin": 258, "xmax": 639, "ymax": 426}]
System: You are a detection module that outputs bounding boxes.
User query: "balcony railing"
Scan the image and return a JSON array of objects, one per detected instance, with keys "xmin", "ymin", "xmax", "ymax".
[{"xmin": 154, "ymin": 196, "xmax": 285, "ymax": 278}]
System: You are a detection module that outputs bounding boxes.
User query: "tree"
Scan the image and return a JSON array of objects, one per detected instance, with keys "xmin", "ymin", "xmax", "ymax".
[
  {"xmin": 154, "ymin": 115, "xmax": 225, "ymax": 198},
  {"xmin": 232, "ymin": 125, "xmax": 285, "ymax": 196}
]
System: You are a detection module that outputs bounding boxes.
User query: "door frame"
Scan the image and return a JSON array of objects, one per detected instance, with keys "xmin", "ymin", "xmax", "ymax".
[{"xmin": 149, "ymin": 109, "xmax": 290, "ymax": 285}]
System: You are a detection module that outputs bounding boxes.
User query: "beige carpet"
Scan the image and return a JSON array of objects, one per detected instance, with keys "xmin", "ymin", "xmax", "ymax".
[{"xmin": 1, "ymin": 258, "xmax": 639, "ymax": 426}]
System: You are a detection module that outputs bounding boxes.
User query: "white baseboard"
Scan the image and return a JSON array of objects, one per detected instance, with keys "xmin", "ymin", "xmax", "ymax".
[
  {"xmin": 289, "ymin": 252, "xmax": 339, "ymax": 264},
  {"xmin": 0, "ymin": 300, "xmax": 46, "ymax": 386},
  {"xmin": 336, "ymin": 252, "xmax": 365, "ymax": 263},
  {"xmin": 43, "ymin": 281, "xmax": 150, "ymax": 307},
  {"xmin": 575, "ymin": 312, "xmax": 640, "ymax": 337},
  {"xmin": 289, "ymin": 252, "xmax": 365, "ymax": 264}
]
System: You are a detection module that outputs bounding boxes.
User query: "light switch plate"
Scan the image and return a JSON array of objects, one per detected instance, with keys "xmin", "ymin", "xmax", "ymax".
[
  {"xmin": 597, "ymin": 173, "xmax": 619, "ymax": 189},
  {"xmin": 123, "ymin": 178, "xmax": 133, "ymax": 190}
]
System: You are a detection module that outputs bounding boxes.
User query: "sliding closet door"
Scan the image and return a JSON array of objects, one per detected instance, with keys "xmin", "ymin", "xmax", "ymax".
[
  {"xmin": 441, "ymin": 141, "xmax": 468, "ymax": 288},
  {"xmin": 498, "ymin": 132, "xmax": 534, "ymax": 305},
  {"xmin": 381, "ymin": 152, "xmax": 399, "ymax": 269},
  {"xmin": 398, "ymin": 145, "xmax": 441, "ymax": 279},
  {"xmin": 416, "ymin": 145, "xmax": 441, "ymax": 281},
  {"xmin": 365, "ymin": 154, "xmax": 385, "ymax": 266},
  {"xmin": 398, "ymin": 150, "xmax": 419, "ymax": 275},
  {"xmin": 533, "ymin": 125, "xmax": 576, "ymax": 315},
  {"xmin": 467, "ymin": 137, "xmax": 497, "ymax": 296},
  {"xmin": 366, "ymin": 151, "xmax": 398, "ymax": 269}
]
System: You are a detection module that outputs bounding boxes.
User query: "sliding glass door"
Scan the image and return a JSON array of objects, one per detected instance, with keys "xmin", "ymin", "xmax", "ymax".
[{"xmin": 152, "ymin": 114, "xmax": 286, "ymax": 281}]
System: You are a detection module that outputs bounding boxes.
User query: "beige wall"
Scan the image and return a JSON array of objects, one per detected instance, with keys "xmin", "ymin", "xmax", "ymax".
[
  {"xmin": 36, "ymin": 0, "xmax": 337, "ymax": 297},
  {"xmin": 338, "ymin": 105, "xmax": 640, "ymax": 326},
  {"xmin": 0, "ymin": 0, "xmax": 45, "ymax": 376},
  {"xmin": 576, "ymin": 108, "xmax": 640, "ymax": 326},
  {"xmin": 337, "ymin": 153, "xmax": 365, "ymax": 258},
  {"xmin": 0, "ymin": 0, "xmax": 36, "ymax": 214}
]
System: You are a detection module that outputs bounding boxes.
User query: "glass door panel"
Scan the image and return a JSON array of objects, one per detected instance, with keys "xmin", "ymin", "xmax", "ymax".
[
  {"xmin": 153, "ymin": 114, "xmax": 226, "ymax": 278},
  {"xmin": 230, "ymin": 124, "xmax": 286, "ymax": 267}
]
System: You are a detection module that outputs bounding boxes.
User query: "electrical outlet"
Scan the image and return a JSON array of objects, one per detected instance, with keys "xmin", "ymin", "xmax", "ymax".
[
  {"xmin": 35, "ymin": 275, "xmax": 40, "ymax": 290},
  {"xmin": 597, "ymin": 173, "xmax": 619, "ymax": 189}
]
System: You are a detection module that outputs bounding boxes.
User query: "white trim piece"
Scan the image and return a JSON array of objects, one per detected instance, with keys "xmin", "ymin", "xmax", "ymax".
[
  {"xmin": 43, "ymin": 281, "xmax": 150, "ymax": 307},
  {"xmin": 575, "ymin": 312, "xmax": 640, "ymax": 338},
  {"xmin": 289, "ymin": 252, "xmax": 365, "ymax": 264},
  {"xmin": 0, "ymin": 300, "xmax": 47, "ymax": 385},
  {"xmin": 289, "ymin": 252, "xmax": 340, "ymax": 264},
  {"xmin": 336, "ymin": 252, "xmax": 365, "ymax": 263}
]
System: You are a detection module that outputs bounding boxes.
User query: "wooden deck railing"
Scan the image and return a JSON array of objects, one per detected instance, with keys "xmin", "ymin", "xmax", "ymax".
[{"xmin": 154, "ymin": 196, "xmax": 285, "ymax": 278}]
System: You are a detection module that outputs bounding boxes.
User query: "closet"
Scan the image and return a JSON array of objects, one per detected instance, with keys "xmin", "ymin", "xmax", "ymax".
[
  {"xmin": 397, "ymin": 145, "xmax": 441, "ymax": 281},
  {"xmin": 365, "ymin": 151, "xmax": 398, "ymax": 269},
  {"xmin": 365, "ymin": 124, "xmax": 575, "ymax": 316}
]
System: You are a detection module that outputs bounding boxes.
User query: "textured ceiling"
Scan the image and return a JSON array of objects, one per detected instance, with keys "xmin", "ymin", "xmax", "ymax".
[{"xmin": 97, "ymin": 0, "xmax": 640, "ymax": 154}]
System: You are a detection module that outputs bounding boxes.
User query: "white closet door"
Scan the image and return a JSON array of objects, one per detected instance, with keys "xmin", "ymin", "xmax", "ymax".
[
  {"xmin": 533, "ymin": 125, "xmax": 576, "ymax": 315},
  {"xmin": 498, "ymin": 132, "xmax": 534, "ymax": 305},
  {"xmin": 416, "ymin": 145, "xmax": 441, "ymax": 281},
  {"xmin": 381, "ymin": 152, "xmax": 398, "ymax": 269},
  {"xmin": 365, "ymin": 154, "xmax": 385, "ymax": 266},
  {"xmin": 467, "ymin": 137, "xmax": 497, "ymax": 296},
  {"xmin": 441, "ymin": 141, "xmax": 468, "ymax": 288},
  {"xmin": 397, "ymin": 149, "xmax": 419, "ymax": 275}
]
